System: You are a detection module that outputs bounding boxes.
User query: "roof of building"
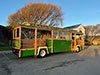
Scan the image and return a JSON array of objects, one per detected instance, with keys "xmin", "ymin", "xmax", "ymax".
[{"xmin": 64, "ymin": 24, "xmax": 81, "ymax": 29}]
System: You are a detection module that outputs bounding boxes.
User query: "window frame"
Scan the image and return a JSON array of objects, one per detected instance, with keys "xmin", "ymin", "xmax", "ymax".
[{"xmin": 13, "ymin": 27, "xmax": 21, "ymax": 39}]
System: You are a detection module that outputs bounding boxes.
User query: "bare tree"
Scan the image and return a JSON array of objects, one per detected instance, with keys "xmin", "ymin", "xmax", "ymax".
[
  {"xmin": 8, "ymin": 3, "xmax": 63, "ymax": 27},
  {"xmin": 84, "ymin": 24, "xmax": 100, "ymax": 44}
]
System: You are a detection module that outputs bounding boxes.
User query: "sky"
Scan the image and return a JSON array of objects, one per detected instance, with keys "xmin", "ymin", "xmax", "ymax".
[{"xmin": 0, "ymin": 0, "xmax": 100, "ymax": 27}]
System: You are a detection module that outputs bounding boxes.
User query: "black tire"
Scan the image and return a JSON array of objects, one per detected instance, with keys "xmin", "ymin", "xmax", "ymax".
[
  {"xmin": 76, "ymin": 46, "xmax": 80, "ymax": 53},
  {"xmin": 12, "ymin": 50, "xmax": 15, "ymax": 53},
  {"xmin": 39, "ymin": 49, "xmax": 47, "ymax": 58}
]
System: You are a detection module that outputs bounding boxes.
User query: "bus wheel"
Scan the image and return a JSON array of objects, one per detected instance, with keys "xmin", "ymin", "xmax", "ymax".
[
  {"xmin": 39, "ymin": 49, "xmax": 47, "ymax": 58},
  {"xmin": 76, "ymin": 46, "xmax": 80, "ymax": 53}
]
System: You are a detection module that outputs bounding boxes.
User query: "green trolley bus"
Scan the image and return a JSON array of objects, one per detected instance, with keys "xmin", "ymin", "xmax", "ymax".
[{"xmin": 12, "ymin": 23, "xmax": 84, "ymax": 58}]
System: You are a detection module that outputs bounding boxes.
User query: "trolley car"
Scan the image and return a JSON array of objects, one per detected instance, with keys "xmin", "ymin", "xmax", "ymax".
[{"xmin": 12, "ymin": 23, "xmax": 84, "ymax": 58}]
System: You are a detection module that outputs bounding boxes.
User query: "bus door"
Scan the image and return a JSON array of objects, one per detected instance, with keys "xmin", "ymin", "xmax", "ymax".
[
  {"xmin": 72, "ymin": 33, "xmax": 77, "ymax": 50},
  {"xmin": 13, "ymin": 27, "xmax": 21, "ymax": 49},
  {"xmin": 76, "ymin": 34, "xmax": 84, "ymax": 49}
]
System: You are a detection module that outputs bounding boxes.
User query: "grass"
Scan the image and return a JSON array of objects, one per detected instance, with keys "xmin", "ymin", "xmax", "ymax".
[{"xmin": 0, "ymin": 45, "xmax": 12, "ymax": 51}]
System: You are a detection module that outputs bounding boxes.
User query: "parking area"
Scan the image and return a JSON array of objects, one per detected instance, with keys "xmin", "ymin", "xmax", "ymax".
[{"xmin": 0, "ymin": 46, "xmax": 100, "ymax": 75}]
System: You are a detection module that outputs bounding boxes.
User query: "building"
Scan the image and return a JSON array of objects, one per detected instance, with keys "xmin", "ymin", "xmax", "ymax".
[
  {"xmin": 92, "ymin": 37, "xmax": 100, "ymax": 45},
  {"xmin": 64, "ymin": 24, "xmax": 85, "ymax": 35}
]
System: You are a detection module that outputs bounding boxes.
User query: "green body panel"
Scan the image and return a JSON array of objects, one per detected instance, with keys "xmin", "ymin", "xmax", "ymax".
[
  {"xmin": 21, "ymin": 50, "xmax": 35, "ymax": 57},
  {"xmin": 53, "ymin": 40, "xmax": 71, "ymax": 53},
  {"xmin": 48, "ymin": 48, "xmax": 52, "ymax": 53},
  {"xmin": 13, "ymin": 39, "xmax": 72, "ymax": 57},
  {"xmin": 47, "ymin": 40, "xmax": 52, "ymax": 53},
  {"xmin": 47, "ymin": 40, "xmax": 52, "ymax": 47},
  {"xmin": 12, "ymin": 39, "xmax": 21, "ymax": 49}
]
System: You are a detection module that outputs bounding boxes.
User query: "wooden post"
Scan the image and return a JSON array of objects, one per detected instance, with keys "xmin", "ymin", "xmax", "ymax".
[
  {"xmin": 74, "ymin": 33, "xmax": 76, "ymax": 50},
  {"xmin": 70, "ymin": 33, "xmax": 72, "ymax": 40},
  {"xmin": 18, "ymin": 50, "xmax": 21, "ymax": 58},
  {"xmin": 18, "ymin": 27, "xmax": 21, "ymax": 58},
  {"xmin": 19, "ymin": 27, "xmax": 21, "ymax": 39},
  {"xmin": 34, "ymin": 28, "xmax": 37, "ymax": 56},
  {"xmin": 15, "ymin": 28, "xmax": 17, "ymax": 38},
  {"xmin": 82, "ymin": 34, "xmax": 84, "ymax": 49},
  {"xmin": 51, "ymin": 30, "xmax": 53, "ymax": 53},
  {"xmin": 13, "ymin": 29, "xmax": 14, "ymax": 39},
  {"xmin": 70, "ymin": 33, "xmax": 72, "ymax": 51}
]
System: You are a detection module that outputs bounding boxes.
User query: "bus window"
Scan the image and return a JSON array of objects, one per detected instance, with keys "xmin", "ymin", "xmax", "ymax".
[
  {"xmin": 72, "ymin": 33, "xmax": 75, "ymax": 40},
  {"xmin": 21, "ymin": 28, "xmax": 28, "ymax": 39},
  {"xmin": 37, "ymin": 30, "xmax": 51, "ymax": 39},
  {"xmin": 47, "ymin": 33, "xmax": 51, "ymax": 38},
  {"xmin": 37, "ymin": 31, "xmax": 41, "ymax": 38},
  {"xmin": 59, "ymin": 32, "xmax": 62, "ymax": 39},
  {"xmin": 28, "ymin": 30, "xmax": 34, "ymax": 39},
  {"xmin": 46, "ymin": 31, "xmax": 51, "ymax": 39},
  {"xmin": 68, "ymin": 33, "xmax": 70, "ymax": 40},
  {"xmin": 21, "ymin": 28, "xmax": 34, "ymax": 39},
  {"xmin": 21, "ymin": 32, "xmax": 26, "ymax": 39},
  {"xmin": 63, "ymin": 32, "xmax": 66, "ymax": 39},
  {"xmin": 53, "ymin": 32, "xmax": 58, "ymax": 39}
]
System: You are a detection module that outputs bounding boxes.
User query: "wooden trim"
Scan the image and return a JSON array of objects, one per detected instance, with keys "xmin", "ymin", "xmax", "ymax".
[
  {"xmin": 70, "ymin": 33, "xmax": 72, "ymax": 50},
  {"xmin": 19, "ymin": 27, "xmax": 21, "ymax": 39},
  {"xmin": 21, "ymin": 26, "xmax": 35, "ymax": 29},
  {"xmin": 82, "ymin": 34, "xmax": 84, "ymax": 49},
  {"xmin": 13, "ymin": 29, "xmax": 14, "ymax": 39},
  {"xmin": 21, "ymin": 26, "xmax": 51, "ymax": 31},
  {"xmin": 13, "ymin": 38, "xmax": 20, "ymax": 40},
  {"xmin": 48, "ymin": 47, "xmax": 52, "ymax": 49},
  {"xmin": 13, "ymin": 27, "xmax": 21, "ymax": 39},
  {"xmin": 34, "ymin": 28, "xmax": 37, "ymax": 56},
  {"xmin": 47, "ymin": 38, "xmax": 52, "ymax": 40},
  {"xmin": 12, "ymin": 26, "xmax": 21, "ymax": 29},
  {"xmin": 53, "ymin": 38, "xmax": 70, "ymax": 40},
  {"xmin": 74, "ymin": 33, "xmax": 76, "ymax": 49},
  {"xmin": 18, "ymin": 50, "xmax": 21, "ymax": 58},
  {"xmin": 51, "ymin": 30, "xmax": 53, "ymax": 53},
  {"xmin": 12, "ymin": 47, "xmax": 19, "ymax": 49},
  {"xmin": 70, "ymin": 33, "xmax": 72, "ymax": 40},
  {"xmin": 21, "ymin": 48, "xmax": 35, "ymax": 50},
  {"xmin": 15, "ymin": 29, "xmax": 16, "ymax": 38}
]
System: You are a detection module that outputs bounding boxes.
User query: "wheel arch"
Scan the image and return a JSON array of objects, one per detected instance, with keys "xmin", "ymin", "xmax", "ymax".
[
  {"xmin": 37, "ymin": 47, "xmax": 49, "ymax": 56},
  {"xmin": 76, "ymin": 45, "xmax": 81, "ymax": 52}
]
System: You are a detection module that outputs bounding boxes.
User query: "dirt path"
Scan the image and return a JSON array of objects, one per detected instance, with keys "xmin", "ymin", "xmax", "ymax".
[{"xmin": 78, "ymin": 46, "xmax": 100, "ymax": 57}]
